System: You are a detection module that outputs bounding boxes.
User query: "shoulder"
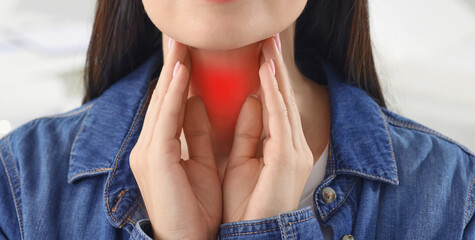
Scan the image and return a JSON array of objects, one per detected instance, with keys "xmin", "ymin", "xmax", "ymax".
[
  {"xmin": 2, "ymin": 102, "xmax": 95, "ymax": 158},
  {"xmin": 380, "ymin": 107, "xmax": 474, "ymax": 160},
  {"xmin": 0, "ymin": 101, "xmax": 96, "ymax": 191},
  {"xmin": 379, "ymin": 107, "xmax": 475, "ymax": 227},
  {"xmin": 0, "ymin": 102, "xmax": 98, "ymax": 238}
]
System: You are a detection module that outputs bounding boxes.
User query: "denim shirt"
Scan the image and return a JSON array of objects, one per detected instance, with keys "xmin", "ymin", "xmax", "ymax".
[{"xmin": 1, "ymin": 49, "xmax": 475, "ymax": 240}]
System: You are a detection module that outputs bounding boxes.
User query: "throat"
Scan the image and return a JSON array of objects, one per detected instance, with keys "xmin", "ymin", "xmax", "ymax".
[{"xmin": 187, "ymin": 43, "xmax": 262, "ymax": 155}]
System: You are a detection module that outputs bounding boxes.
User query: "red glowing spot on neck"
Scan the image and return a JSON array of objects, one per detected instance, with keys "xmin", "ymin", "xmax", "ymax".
[{"xmin": 190, "ymin": 65, "xmax": 260, "ymax": 143}]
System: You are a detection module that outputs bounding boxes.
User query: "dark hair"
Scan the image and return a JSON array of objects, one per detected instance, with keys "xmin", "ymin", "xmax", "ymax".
[{"xmin": 83, "ymin": 0, "xmax": 386, "ymax": 108}]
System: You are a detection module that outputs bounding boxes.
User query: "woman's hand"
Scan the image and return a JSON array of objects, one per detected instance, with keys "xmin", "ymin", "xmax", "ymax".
[
  {"xmin": 129, "ymin": 39, "xmax": 222, "ymax": 239},
  {"xmin": 222, "ymin": 35, "xmax": 314, "ymax": 223}
]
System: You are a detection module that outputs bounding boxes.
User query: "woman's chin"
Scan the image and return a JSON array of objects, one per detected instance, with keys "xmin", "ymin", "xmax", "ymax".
[{"xmin": 169, "ymin": 30, "xmax": 270, "ymax": 51}]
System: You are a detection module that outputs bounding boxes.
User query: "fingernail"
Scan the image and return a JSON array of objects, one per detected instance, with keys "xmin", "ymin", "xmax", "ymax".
[
  {"xmin": 173, "ymin": 61, "xmax": 181, "ymax": 78},
  {"xmin": 168, "ymin": 37, "xmax": 173, "ymax": 51},
  {"xmin": 249, "ymin": 93, "xmax": 258, "ymax": 99},
  {"xmin": 274, "ymin": 33, "xmax": 281, "ymax": 52},
  {"xmin": 269, "ymin": 59, "xmax": 276, "ymax": 76}
]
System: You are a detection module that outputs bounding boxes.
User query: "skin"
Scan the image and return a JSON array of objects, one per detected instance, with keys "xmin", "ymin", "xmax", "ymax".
[{"xmin": 130, "ymin": 0, "xmax": 331, "ymax": 238}]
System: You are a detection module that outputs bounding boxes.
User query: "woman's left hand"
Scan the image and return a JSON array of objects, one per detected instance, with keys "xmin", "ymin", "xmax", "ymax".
[{"xmin": 222, "ymin": 35, "xmax": 315, "ymax": 223}]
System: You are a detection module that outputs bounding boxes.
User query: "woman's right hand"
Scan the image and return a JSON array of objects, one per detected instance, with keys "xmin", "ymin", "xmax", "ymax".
[{"xmin": 129, "ymin": 39, "xmax": 222, "ymax": 239}]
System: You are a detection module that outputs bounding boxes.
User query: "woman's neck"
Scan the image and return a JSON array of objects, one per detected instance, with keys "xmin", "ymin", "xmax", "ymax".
[
  {"xmin": 161, "ymin": 23, "xmax": 330, "ymax": 164},
  {"xmin": 187, "ymin": 42, "xmax": 263, "ymax": 155}
]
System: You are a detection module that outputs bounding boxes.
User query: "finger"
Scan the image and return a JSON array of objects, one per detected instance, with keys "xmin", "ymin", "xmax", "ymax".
[
  {"xmin": 151, "ymin": 62, "xmax": 189, "ymax": 148},
  {"xmin": 261, "ymin": 36, "xmax": 303, "ymax": 149},
  {"xmin": 139, "ymin": 39, "xmax": 190, "ymax": 146},
  {"xmin": 258, "ymin": 50, "xmax": 268, "ymax": 138},
  {"xmin": 227, "ymin": 95, "xmax": 263, "ymax": 169},
  {"xmin": 183, "ymin": 96, "xmax": 217, "ymax": 171},
  {"xmin": 257, "ymin": 83, "xmax": 270, "ymax": 139},
  {"xmin": 259, "ymin": 60, "xmax": 291, "ymax": 142}
]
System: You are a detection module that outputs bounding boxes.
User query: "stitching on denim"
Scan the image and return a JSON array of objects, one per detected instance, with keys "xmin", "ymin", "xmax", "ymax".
[
  {"xmin": 280, "ymin": 207, "xmax": 311, "ymax": 217},
  {"xmin": 68, "ymin": 168, "xmax": 113, "ymax": 182},
  {"xmin": 4, "ymin": 138, "xmax": 21, "ymax": 191},
  {"xmin": 220, "ymin": 219, "xmax": 278, "ymax": 229},
  {"xmin": 335, "ymin": 169, "xmax": 397, "ymax": 184},
  {"xmin": 378, "ymin": 107, "xmax": 399, "ymax": 183},
  {"xmin": 137, "ymin": 200, "xmax": 145, "ymax": 211},
  {"xmin": 119, "ymin": 205, "xmax": 136, "ymax": 228},
  {"xmin": 0, "ymin": 147, "xmax": 24, "ymax": 240},
  {"xmin": 68, "ymin": 105, "xmax": 93, "ymax": 178},
  {"xmin": 282, "ymin": 217, "xmax": 288, "ymax": 240},
  {"xmin": 119, "ymin": 204, "xmax": 138, "ymax": 228},
  {"xmin": 329, "ymin": 137, "xmax": 334, "ymax": 175},
  {"xmin": 127, "ymin": 216, "xmax": 136, "ymax": 226},
  {"xmin": 118, "ymin": 196, "xmax": 141, "ymax": 227},
  {"xmin": 289, "ymin": 215, "xmax": 313, "ymax": 225},
  {"xmin": 384, "ymin": 110, "xmax": 475, "ymax": 157},
  {"xmin": 321, "ymin": 179, "xmax": 357, "ymax": 220},
  {"xmin": 131, "ymin": 232, "xmax": 138, "ymax": 240},
  {"xmin": 288, "ymin": 215, "xmax": 314, "ymax": 239},
  {"xmin": 221, "ymin": 228, "xmax": 280, "ymax": 238},
  {"xmin": 278, "ymin": 208, "xmax": 314, "ymax": 240},
  {"xmin": 466, "ymin": 176, "xmax": 475, "ymax": 223},
  {"xmin": 106, "ymin": 94, "xmax": 148, "ymax": 224},
  {"xmin": 41, "ymin": 103, "xmax": 94, "ymax": 119},
  {"xmin": 289, "ymin": 222, "xmax": 295, "ymax": 240},
  {"xmin": 112, "ymin": 189, "xmax": 130, "ymax": 213}
]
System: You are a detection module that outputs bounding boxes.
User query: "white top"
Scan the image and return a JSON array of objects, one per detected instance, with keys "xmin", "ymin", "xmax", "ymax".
[
  {"xmin": 298, "ymin": 143, "xmax": 332, "ymax": 240},
  {"xmin": 298, "ymin": 143, "xmax": 329, "ymax": 209}
]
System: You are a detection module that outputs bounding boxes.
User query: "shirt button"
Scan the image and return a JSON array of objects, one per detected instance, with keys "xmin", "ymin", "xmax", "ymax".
[
  {"xmin": 321, "ymin": 187, "xmax": 337, "ymax": 203},
  {"xmin": 341, "ymin": 234, "xmax": 354, "ymax": 240}
]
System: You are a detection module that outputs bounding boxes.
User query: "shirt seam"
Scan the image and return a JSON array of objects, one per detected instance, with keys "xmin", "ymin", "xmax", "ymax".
[
  {"xmin": 67, "ymin": 104, "xmax": 94, "ymax": 183},
  {"xmin": 465, "ymin": 175, "xmax": 475, "ymax": 226},
  {"xmin": 36, "ymin": 102, "xmax": 94, "ymax": 120},
  {"xmin": 68, "ymin": 168, "xmax": 113, "ymax": 182},
  {"xmin": 220, "ymin": 219, "xmax": 278, "ymax": 229},
  {"xmin": 288, "ymin": 215, "xmax": 314, "ymax": 240},
  {"xmin": 220, "ymin": 228, "xmax": 280, "ymax": 238},
  {"xmin": 382, "ymin": 109, "xmax": 475, "ymax": 157},
  {"xmin": 3, "ymin": 138, "xmax": 21, "ymax": 191},
  {"xmin": 0, "ymin": 145, "xmax": 24, "ymax": 240},
  {"xmin": 377, "ymin": 106, "xmax": 399, "ymax": 184},
  {"xmin": 105, "ymin": 93, "xmax": 148, "ymax": 225}
]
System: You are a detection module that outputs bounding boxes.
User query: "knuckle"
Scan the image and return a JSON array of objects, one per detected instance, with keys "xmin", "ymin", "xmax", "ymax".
[
  {"xmin": 185, "ymin": 128, "xmax": 208, "ymax": 138},
  {"xmin": 235, "ymin": 131, "xmax": 259, "ymax": 141},
  {"xmin": 268, "ymin": 104, "xmax": 288, "ymax": 119},
  {"xmin": 286, "ymin": 91, "xmax": 297, "ymax": 108},
  {"xmin": 152, "ymin": 87, "xmax": 161, "ymax": 98},
  {"xmin": 166, "ymin": 88, "xmax": 183, "ymax": 96},
  {"xmin": 159, "ymin": 99, "xmax": 179, "ymax": 119}
]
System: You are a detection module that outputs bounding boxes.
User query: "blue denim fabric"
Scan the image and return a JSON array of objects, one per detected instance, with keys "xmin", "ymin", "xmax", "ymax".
[{"xmin": 1, "ymin": 48, "xmax": 475, "ymax": 240}]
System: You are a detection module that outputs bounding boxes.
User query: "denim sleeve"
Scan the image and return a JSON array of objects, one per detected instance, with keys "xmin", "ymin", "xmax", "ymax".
[
  {"xmin": 218, "ymin": 206, "xmax": 324, "ymax": 239},
  {"xmin": 0, "ymin": 142, "xmax": 22, "ymax": 240},
  {"xmin": 130, "ymin": 219, "xmax": 154, "ymax": 240},
  {"xmin": 463, "ymin": 216, "xmax": 475, "ymax": 240},
  {"xmin": 463, "ymin": 155, "xmax": 475, "ymax": 240}
]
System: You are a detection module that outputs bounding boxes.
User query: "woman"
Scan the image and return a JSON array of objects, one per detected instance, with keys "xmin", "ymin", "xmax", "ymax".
[{"xmin": 1, "ymin": 0, "xmax": 474, "ymax": 239}]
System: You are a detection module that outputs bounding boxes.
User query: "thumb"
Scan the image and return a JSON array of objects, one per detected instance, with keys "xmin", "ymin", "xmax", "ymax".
[
  {"xmin": 227, "ymin": 94, "xmax": 263, "ymax": 170},
  {"xmin": 183, "ymin": 96, "xmax": 216, "ymax": 170}
]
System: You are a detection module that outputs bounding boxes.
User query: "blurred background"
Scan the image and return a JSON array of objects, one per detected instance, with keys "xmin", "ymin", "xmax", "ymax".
[{"xmin": 0, "ymin": 0, "xmax": 474, "ymax": 151}]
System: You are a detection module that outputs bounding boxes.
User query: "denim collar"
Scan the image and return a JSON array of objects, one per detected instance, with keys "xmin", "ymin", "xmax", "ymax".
[
  {"xmin": 67, "ymin": 49, "xmax": 398, "ymax": 228},
  {"xmin": 320, "ymin": 59, "xmax": 399, "ymax": 185}
]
